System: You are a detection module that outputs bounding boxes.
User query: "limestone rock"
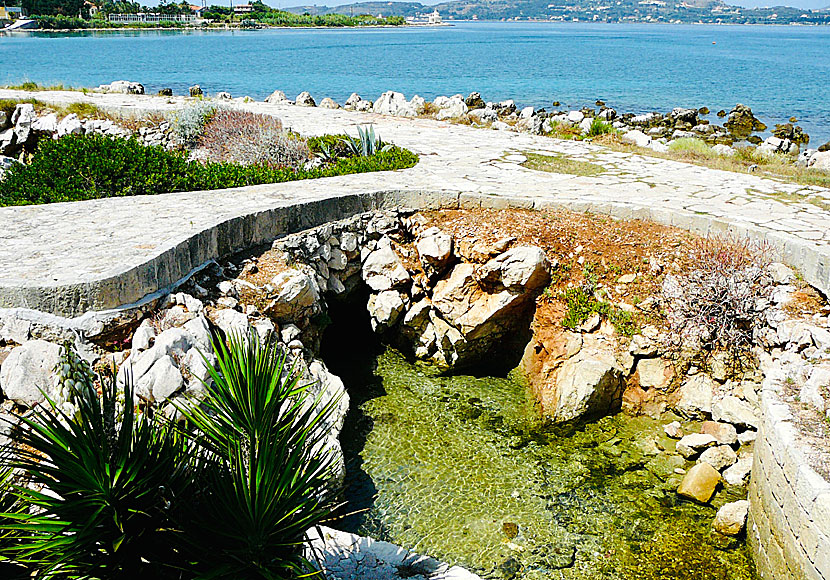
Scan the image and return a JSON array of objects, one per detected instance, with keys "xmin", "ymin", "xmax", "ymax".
[
  {"xmin": 265, "ymin": 89, "xmax": 289, "ymax": 104},
  {"xmin": 712, "ymin": 396, "xmax": 759, "ymax": 429},
  {"xmin": 546, "ymin": 348, "xmax": 625, "ymax": 423},
  {"xmin": 676, "ymin": 433, "xmax": 718, "ymax": 458},
  {"xmin": 434, "ymin": 95, "xmax": 468, "ymax": 120},
  {"xmin": 621, "ymin": 130, "xmax": 651, "ymax": 148},
  {"xmin": 98, "ymin": 80, "xmax": 144, "ymax": 94},
  {"xmin": 319, "ymin": 97, "xmax": 340, "ymax": 109},
  {"xmin": 132, "ymin": 319, "xmax": 157, "ymax": 352},
  {"xmin": 801, "ymin": 364, "xmax": 830, "ymax": 413},
  {"xmin": 189, "ymin": 85, "xmax": 203, "ymax": 97},
  {"xmin": 362, "ymin": 244, "xmax": 410, "ymax": 291},
  {"xmin": 373, "ymin": 91, "xmax": 417, "ymax": 117},
  {"xmin": 57, "ymin": 114, "xmax": 84, "ymax": 137},
  {"xmin": 479, "ymin": 246, "xmax": 550, "ymax": 291},
  {"xmin": 0, "ymin": 340, "xmax": 61, "ymax": 407},
  {"xmin": 295, "ymin": 92, "xmax": 316, "ymax": 107},
  {"xmin": 266, "ymin": 268, "xmax": 320, "ymax": 321},
  {"xmin": 636, "ymin": 357, "xmax": 673, "ymax": 390},
  {"xmin": 677, "ymin": 462, "xmax": 721, "ymax": 503},
  {"xmin": 415, "ymin": 227, "xmax": 453, "ymax": 275},
  {"xmin": 700, "ymin": 421, "xmax": 738, "ymax": 446},
  {"xmin": 723, "ymin": 453, "xmax": 753, "ymax": 486},
  {"xmin": 31, "ymin": 113, "xmax": 58, "ymax": 133},
  {"xmin": 724, "ymin": 104, "xmax": 766, "ymax": 139},
  {"xmin": 767, "ymin": 262, "xmax": 795, "ymax": 285},
  {"xmin": 367, "ymin": 290, "xmax": 406, "ymax": 332},
  {"xmin": 664, "ymin": 421, "xmax": 684, "ymax": 439},
  {"xmin": 135, "ymin": 354, "xmax": 184, "ymax": 403},
  {"xmin": 713, "ymin": 500, "xmax": 749, "ymax": 536},
  {"xmin": 698, "ymin": 445, "xmax": 737, "ymax": 471},
  {"xmin": 673, "ymin": 374, "xmax": 715, "ymax": 419}
]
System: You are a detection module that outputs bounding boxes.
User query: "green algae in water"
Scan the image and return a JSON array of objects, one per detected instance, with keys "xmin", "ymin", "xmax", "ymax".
[{"xmin": 338, "ymin": 348, "xmax": 758, "ymax": 580}]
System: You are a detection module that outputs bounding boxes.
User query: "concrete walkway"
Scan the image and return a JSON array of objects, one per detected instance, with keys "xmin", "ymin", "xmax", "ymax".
[{"xmin": 2, "ymin": 89, "xmax": 829, "ymax": 318}]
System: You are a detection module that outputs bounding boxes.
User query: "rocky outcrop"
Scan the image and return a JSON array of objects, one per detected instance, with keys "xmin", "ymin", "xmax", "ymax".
[{"xmin": 724, "ymin": 104, "xmax": 767, "ymax": 139}]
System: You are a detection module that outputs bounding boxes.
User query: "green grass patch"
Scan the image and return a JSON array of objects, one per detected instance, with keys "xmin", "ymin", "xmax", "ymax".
[
  {"xmin": 0, "ymin": 134, "xmax": 418, "ymax": 206},
  {"xmin": 521, "ymin": 152, "xmax": 606, "ymax": 177},
  {"xmin": 667, "ymin": 137, "xmax": 717, "ymax": 157}
]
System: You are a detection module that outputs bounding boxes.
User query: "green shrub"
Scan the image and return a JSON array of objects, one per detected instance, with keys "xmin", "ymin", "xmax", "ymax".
[
  {"xmin": 587, "ymin": 117, "xmax": 615, "ymax": 137},
  {"xmin": 173, "ymin": 330, "xmax": 339, "ymax": 578},
  {"xmin": 0, "ymin": 134, "xmax": 418, "ymax": 206},
  {"xmin": 0, "ymin": 345, "xmax": 193, "ymax": 576},
  {"xmin": 667, "ymin": 137, "xmax": 715, "ymax": 157}
]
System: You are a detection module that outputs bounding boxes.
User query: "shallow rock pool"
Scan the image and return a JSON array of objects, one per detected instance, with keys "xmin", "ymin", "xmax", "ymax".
[{"xmin": 328, "ymin": 343, "xmax": 757, "ymax": 580}]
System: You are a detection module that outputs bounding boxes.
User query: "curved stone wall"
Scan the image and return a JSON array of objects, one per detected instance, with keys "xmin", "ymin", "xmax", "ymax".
[{"xmin": 748, "ymin": 387, "xmax": 830, "ymax": 580}]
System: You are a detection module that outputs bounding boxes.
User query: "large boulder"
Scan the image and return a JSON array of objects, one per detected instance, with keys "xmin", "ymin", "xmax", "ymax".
[
  {"xmin": 621, "ymin": 129, "xmax": 651, "ymax": 148},
  {"xmin": 772, "ymin": 123, "xmax": 809, "ymax": 145},
  {"xmin": 712, "ymin": 396, "xmax": 759, "ymax": 429},
  {"xmin": 98, "ymin": 80, "xmax": 144, "ymax": 94},
  {"xmin": 544, "ymin": 347, "xmax": 625, "ymax": 423},
  {"xmin": 0, "ymin": 340, "xmax": 61, "ymax": 407},
  {"xmin": 265, "ymin": 89, "xmax": 289, "ymax": 104},
  {"xmin": 478, "ymin": 246, "xmax": 550, "ymax": 290},
  {"xmin": 367, "ymin": 290, "xmax": 406, "ymax": 332},
  {"xmin": 671, "ymin": 373, "xmax": 715, "ymax": 419},
  {"xmin": 415, "ymin": 227, "xmax": 453, "ymax": 276},
  {"xmin": 12, "ymin": 103, "xmax": 36, "ymax": 144},
  {"xmin": 434, "ymin": 95, "xmax": 468, "ymax": 121},
  {"xmin": 265, "ymin": 268, "xmax": 321, "ymax": 322},
  {"xmin": 724, "ymin": 104, "xmax": 766, "ymax": 139},
  {"xmin": 295, "ymin": 91, "xmax": 316, "ymax": 107},
  {"xmin": 373, "ymin": 91, "xmax": 417, "ymax": 117}
]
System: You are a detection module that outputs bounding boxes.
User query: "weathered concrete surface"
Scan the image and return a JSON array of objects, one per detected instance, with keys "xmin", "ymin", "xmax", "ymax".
[{"xmin": 1, "ymin": 89, "xmax": 830, "ymax": 319}]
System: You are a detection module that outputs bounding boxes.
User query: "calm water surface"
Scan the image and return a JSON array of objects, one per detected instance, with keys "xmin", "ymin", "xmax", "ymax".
[{"xmin": 2, "ymin": 22, "xmax": 829, "ymax": 142}]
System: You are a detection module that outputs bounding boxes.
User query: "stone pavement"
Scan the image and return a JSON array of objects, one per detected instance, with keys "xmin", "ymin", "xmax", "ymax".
[{"xmin": 1, "ymin": 89, "xmax": 829, "ymax": 318}]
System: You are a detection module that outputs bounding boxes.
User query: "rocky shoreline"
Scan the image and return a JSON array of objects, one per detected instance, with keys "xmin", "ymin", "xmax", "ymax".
[{"xmin": 4, "ymin": 80, "xmax": 829, "ymax": 178}]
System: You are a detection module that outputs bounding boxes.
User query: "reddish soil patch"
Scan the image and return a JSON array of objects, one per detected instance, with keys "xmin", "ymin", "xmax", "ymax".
[{"xmin": 423, "ymin": 208, "xmax": 696, "ymax": 307}]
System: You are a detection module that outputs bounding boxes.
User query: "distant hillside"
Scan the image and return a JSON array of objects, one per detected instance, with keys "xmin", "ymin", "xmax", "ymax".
[{"xmin": 284, "ymin": 0, "xmax": 830, "ymax": 23}]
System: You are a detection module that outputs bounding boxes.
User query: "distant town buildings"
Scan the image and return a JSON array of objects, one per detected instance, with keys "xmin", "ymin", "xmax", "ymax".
[
  {"xmin": 233, "ymin": 4, "xmax": 253, "ymax": 14},
  {"xmin": 108, "ymin": 12, "xmax": 195, "ymax": 23}
]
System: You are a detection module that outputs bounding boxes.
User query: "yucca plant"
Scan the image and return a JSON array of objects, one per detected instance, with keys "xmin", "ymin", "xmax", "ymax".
[
  {"xmin": 0, "ymin": 344, "xmax": 194, "ymax": 578},
  {"xmin": 340, "ymin": 125, "xmax": 392, "ymax": 157},
  {"xmin": 174, "ymin": 329, "xmax": 339, "ymax": 579},
  {"xmin": 0, "ymin": 464, "xmax": 28, "ymax": 579}
]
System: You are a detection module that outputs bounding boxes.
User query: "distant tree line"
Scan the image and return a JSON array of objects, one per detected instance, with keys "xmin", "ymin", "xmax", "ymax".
[{"xmin": 203, "ymin": 0, "xmax": 405, "ymax": 26}]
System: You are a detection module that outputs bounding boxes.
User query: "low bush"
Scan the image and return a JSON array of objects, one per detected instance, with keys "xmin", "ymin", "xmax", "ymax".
[
  {"xmin": 0, "ymin": 133, "xmax": 418, "ymax": 206},
  {"xmin": 662, "ymin": 234, "xmax": 772, "ymax": 362},
  {"xmin": 199, "ymin": 109, "xmax": 311, "ymax": 168},
  {"xmin": 667, "ymin": 137, "xmax": 715, "ymax": 157},
  {"xmin": 169, "ymin": 101, "xmax": 217, "ymax": 148}
]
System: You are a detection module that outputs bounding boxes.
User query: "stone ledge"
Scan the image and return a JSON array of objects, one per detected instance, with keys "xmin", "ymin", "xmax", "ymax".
[{"xmin": 3, "ymin": 189, "xmax": 830, "ymax": 337}]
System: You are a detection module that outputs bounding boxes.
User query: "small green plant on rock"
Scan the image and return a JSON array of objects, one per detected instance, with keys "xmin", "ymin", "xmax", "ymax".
[
  {"xmin": 560, "ymin": 281, "xmax": 636, "ymax": 337},
  {"xmin": 587, "ymin": 117, "xmax": 615, "ymax": 137}
]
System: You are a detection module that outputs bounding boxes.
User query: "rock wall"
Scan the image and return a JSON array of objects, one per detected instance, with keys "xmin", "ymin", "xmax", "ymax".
[{"xmin": 748, "ymin": 377, "xmax": 830, "ymax": 580}]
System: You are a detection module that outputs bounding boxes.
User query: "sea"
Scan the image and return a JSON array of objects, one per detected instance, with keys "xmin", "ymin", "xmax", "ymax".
[{"xmin": 2, "ymin": 22, "xmax": 829, "ymax": 143}]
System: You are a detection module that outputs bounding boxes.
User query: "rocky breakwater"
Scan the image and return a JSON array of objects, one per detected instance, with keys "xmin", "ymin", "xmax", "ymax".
[{"xmin": 263, "ymin": 85, "xmax": 830, "ymax": 171}]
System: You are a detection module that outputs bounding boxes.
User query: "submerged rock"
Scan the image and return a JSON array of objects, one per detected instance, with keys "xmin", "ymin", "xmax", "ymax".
[
  {"xmin": 677, "ymin": 462, "xmax": 721, "ymax": 503},
  {"xmin": 713, "ymin": 500, "xmax": 749, "ymax": 536}
]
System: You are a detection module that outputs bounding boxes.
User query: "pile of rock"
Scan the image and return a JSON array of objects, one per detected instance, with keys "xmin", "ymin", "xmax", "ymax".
[{"xmin": 272, "ymin": 210, "xmax": 552, "ymax": 370}]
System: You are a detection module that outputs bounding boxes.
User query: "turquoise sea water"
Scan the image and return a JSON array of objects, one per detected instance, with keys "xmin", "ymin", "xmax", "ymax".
[{"xmin": 2, "ymin": 22, "xmax": 830, "ymax": 143}]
